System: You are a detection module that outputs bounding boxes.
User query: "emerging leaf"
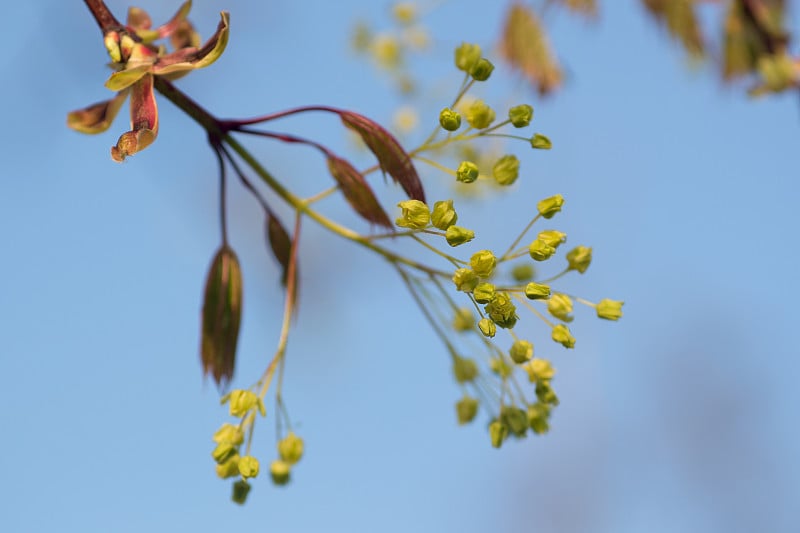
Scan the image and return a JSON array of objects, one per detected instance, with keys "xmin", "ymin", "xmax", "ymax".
[
  {"xmin": 338, "ymin": 111, "xmax": 425, "ymax": 203},
  {"xmin": 201, "ymin": 245, "xmax": 243, "ymax": 389},
  {"xmin": 499, "ymin": 3, "xmax": 563, "ymax": 95},
  {"xmin": 327, "ymin": 156, "xmax": 393, "ymax": 228},
  {"xmin": 641, "ymin": 0, "xmax": 705, "ymax": 57}
]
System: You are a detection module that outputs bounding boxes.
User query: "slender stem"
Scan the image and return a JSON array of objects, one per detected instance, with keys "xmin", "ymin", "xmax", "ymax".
[
  {"xmin": 212, "ymin": 145, "xmax": 229, "ymax": 245},
  {"xmin": 500, "ymin": 214, "xmax": 540, "ymax": 260}
]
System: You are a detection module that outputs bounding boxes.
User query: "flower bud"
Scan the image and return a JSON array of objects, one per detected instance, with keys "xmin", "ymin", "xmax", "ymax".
[
  {"xmin": 566, "ymin": 246, "xmax": 592, "ymax": 273},
  {"xmin": 547, "ymin": 293, "xmax": 574, "ymax": 322},
  {"xmin": 508, "ymin": 104, "xmax": 534, "ymax": 128},
  {"xmin": 465, "ymin": 100, "xmax": 496, "ymax": 129},
  {"xmin": 452, "ymin": 307, "xmax": 474, "ymax": 331},
  {"xmin": 278, "ymin": 432, "xmax": 305, "ymax": 465},
  {"xmin": 473, "ymin": 282, "xmax": 496, "ymax": 304},
  {"xmin": 484, "ymin": 293, "xmax": 518, "ymax": 329},
  {"xmin": 213, "ymin": 423, "xmax": 244, "ymax": 446},
  {"xmin": 439, "ymin": 107, "xmax": 462, "ymax": 132},
  {"xmin": 536, "ymin": 194, "xmax": 564, "ymax": 219},
  {"xmin": 456, "ymin": 161, "xmax": 479, "ymax": 183},
  {"xmin": 470, "ymin": 58, "xmax": 494, "ymax": 81},
  {"xmin": 509, "ymin": 340, "xmax": 533, "ymax": 364},
  {"xmin": 104, "ymin": 31, "xmax": 122, "ymax": 63},
  {"xmin": 596, "ymin": 298, "xmax": 624, "ymax": 321},
  {"xmin": 470, "ymin": 250, "xmax": 497, "ymax": 278},
  {"xmin": 523, "ymin": 358, "xmax": 556, "ymax": 383},
  {"xmin": 500, "ymin": 406, "xmax": 529, "ymax": 437},
  {"xmin": 478, "ymin": 318, "xmax": 497, "ymax": 338},
  {"xmin": 270, "ymin": 460, "xmax": 291, "ymax": 486},
  {"xmin": 524, "ymin": 282, "xmax": 551, "ymax": 300},
  {"xmin": 454, "ymin": 42, "xmax": 482, "ymax": 72},
  {"xmin": 216, "ymin": 455, "xmax": 240, "ymax": 479},
  {"xmin": 393, "ymin": 2, "xmax": 417, "ymax": 24},
  {"xmin": 431, "ymin": 199, "xmax": 458, "ymax": 230},
  {"xmin": 511, "ymin": 264, "xmax": 535, "ymax": 282},
  {"xmin": 212, "ymin": 442, "xmax": 237, "ymax": 464},
  {"xmin": 238, "ymin": 455, "xmax": 260, "ymax": 479},
  {"xmin": 452, "ymin": 268, "xmax": 479, "ymax": 292},
  {"xmin": 489, "ymin": 356, "xmax": 512, "ymax": 378},
  {"xmin": 529, "ymin": 239, "xmax": 555, "ymax": 261},
  {"xmin": 489, "ymin": 419, "xmax": 508, "ymax": 448},
  {"xmin": 456, "ymin": 396, "xmax": 479, "ymax": 425},
  {"xmin": 530, "ymin": 133, "xmax": 552, "ymax": 150},
  {"xmin": 445, "ymin": 226, "xmax": 475, "ymax": 247},
  {"xmin": 527, "ymin": 403, "xmax": 551, "ymax": 435},
  {"xmin": 537, "ymin": 229, "xmax": 566, "ymax": 248},
  {"xmin": 231, "ymin": 480, "xmax": 251, "ymax": 504},
  {"xmin": 395, "ymin": 199, "xmax": 430, "ymax": 229},
  {"xmin": 228, "ymin": 389, "xmax": 263, "ymax": 418},
  {"xmin": 453, "ymin": 356, "xmax": 479, "ymax": 383},
  {"xmin": 551, "ymin": 324, "xmax": 576, "ymax": 348},
  {"xmin": 535, "ymin": 381, "xmax": 559, "ymax": 406},
  {"xmin": 492, "ymin": 155, "xmax": 520, "ymax": 186}
]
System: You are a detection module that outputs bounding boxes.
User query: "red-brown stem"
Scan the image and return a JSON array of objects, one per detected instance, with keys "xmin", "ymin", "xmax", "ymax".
[
  {"xmin": 219, "ymin": 105, "xmax": 343, "ymax": 130},
  {"xmin": 83, "ymin": 0, "xmax": 123, "ymax": 34}
]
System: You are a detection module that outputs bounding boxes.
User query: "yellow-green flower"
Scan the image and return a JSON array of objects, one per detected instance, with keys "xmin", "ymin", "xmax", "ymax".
[
  {"xmin": 452, "ymin": 268, "xmax": 479, "ymax": 292},
  {"xmin": 537, "ymin": 194, "xmax": 564, "ymax": 219},
  {"xmin": 464, "ymin": 99, "xmax": 496, "ymax": 129},
  {"xmin": 566, "ymin": 246, "xmax": 592, "ymax": 273},
  {"xmin": 509, "ymin": 339, "xmax": 533, "ymax": 364},
  {"xmin": 395, "ymin": 199, "xmax": 430, "ymax": 229},
  {"xmin": 238, "ymin": 456, "xmax": 260, "ymax": 479},
  {"xmin": 551, "ymin": 324, "xmax": 576, "ymax": 348},
  {"xmin": 456, "ymin": 396, "xmax": 479, "ymax": 425},
  {"xmin": 212, "ymin": 423, "xmax": 244, "ymax": 445},
  {"xmin": 524, "ymin": 282, "xmax": 550, "ymax": 300},
  {"xmin": 470, "ymin": 250, "xmax": 497, "ymax": 278},
  {"xmin": 278, "ymin": 432, "xmax": 305, "ymax": 465},
  {"xmin": 454, "ymin": 42, "xmax": 482, "ymax": 72},
  {"xmin": 596, "ymin": 298, "xmax": 624, "ymax": 320},
  {"xmin": 431, "ymin": 200, "xmax": 458, "ymax": 230},
  {"xmin": 523, "ymin": 358, "xmax": 556, "ymax": 383},
  {"xmin": 547, "ymin": 293, "xmax": 574, "ymax": 322}
]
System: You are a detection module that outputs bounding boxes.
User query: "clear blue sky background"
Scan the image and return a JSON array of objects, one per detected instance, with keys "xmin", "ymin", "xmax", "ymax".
[{"xmin": 2, "ymin": 1, "xmax": 798, "ymax": 532}]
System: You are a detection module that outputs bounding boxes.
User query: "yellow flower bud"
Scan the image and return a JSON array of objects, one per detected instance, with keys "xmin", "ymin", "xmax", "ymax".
[
  {"xmin": 527, "ymin": 403, "xmax": 551, "ymax": 435},
  {"xmin": 551, "ymin": 324, "xmax": 576, "ymax": 348},
  {"xmin": 547, "ymin": 293, "xmax": 574, "ymax": 322},
  {"xmin": 511, "ymin": 263, "xmax": 535, "ymax": 282},
  {"xmin": 395, "ymin": 199, "xmax": 430, "ymax": 229},
  {"xmin": 213, "ymin": 423, "xmax": 244, "ymax": 445},
  {"xmin": 489, "ymin": 419, "xmax": 508, "ymax": 448},
  {"xmin": 484, "ymin": 293, "xmax": 518, "ymax": 329},
  {"xmin": 445, "ymin": 225, "xmax": 475, "ymax": 247},
  {"xmin": 566, "ymin": 246, "xmax": 592, "ymax": 273},
  {"xmin": 500, "ymin": 406, "xmax": 528, "ymax": 437},
  {"xmin": 537, "ymin": 194, "xmax": 564, "ymax": 219},
  {"xmin": 456, "ymin": 161, "xmax": 479, "ymax": 183},
  {"xmin": 216, "ymin": 455, "xmax": 240, "ymax": 479},
  {"xmin": 238, "ymin": 455, "xmax": 260, "ymax": 479},
  {"xmin": 530, "ymin": 133, "xmax": 552, "ymax": 150},
  {"xmin": 372, "ymin": 34, "xmax": 401, "ymax": 68},
  {"xmin": 452, "ymin": 307, "xmax": 474, "ymax": 331},
  {"xmin": 537, "ymin": 229, "xmax": 566, "ymax": 248},
  {"xmin": 456, "ymin": 396, "xmax": 479, "ymax": 425},
  {"xmin": 489, "ymin": 356, "xmax": 512, "ymax": 378},
  {"xmin": 478, "ymin": 317, "xmax": 497, "ymax": 338},
  {"xmin": 508, "ymin": 104, "xmax": 534, "ymax": 128},
  {"xmin": 212, "ymin": 442, "xmax": 237, "ymax": 464},
  {"xmin": 523, "ymin": 358, "xmax": 556, "ymax": 383},
  {"xmin": 231, "ymin": 480, "xmax": 251, "ymax": 505},
  {"xmin": 439, "ymin": 107, "xmax": 462, "ymax": 132},
  {"xmin": 228, "ymin": 389, "xmax": 262, "ymax": 418},
  {"xmin": 509, "ymin": 339, "xmax": 533, "ymax": 364},
  {"xmin": 453, "ymin": 356, "xmax": 479, "ymax": 383},
  {"xmin": 529, "ymin": 239, "xmax": 555, "ymax": 261},
  {"xmin": 452, "ymin": 268, "xmax": 479, "ymax": 292},
  {"xmin": 454, "ymin": 42, "xmax": 482, "ymax": 72},
  {"xmin": 524, "ymin": 282, "xmax": 550, "ymax": 300},
  {"xmin": 470, "ymin": 58, "xmax": 494, "ymax": 81},
  {"xmin": 535, "ymin": 381, "xmax": 559, "ymax": 405},
  {"xmin": 393, "ymin": 2, "xmax": 417, "ymax": 24},
  {"xmin": 270, "ymin": 460, "xmax": 291, "ymax": 486},
  {"xmin": 492, "ymin": 155, "xmax": 520, "ymax": 186},
  {"xmin": 464, "ymin": 99, "xmax": 496, "ymax": 129},
  {"xmin": 596, "ymin": 298, "xmax": 624, "ymax": 321},
  {"xmin": 278, "ymin": 432, "xmax": 305, "ymax": 465},
  {"xmin": 470, "ymin": 250, "xmax": 497, "ymax": 278},
  {"xmin": 472, "ymin": 282, "xmax": 496, "ymax": 304},
  {"xmin": 431, "ymin": 199, "xmax": 458, "ymax": 230}
]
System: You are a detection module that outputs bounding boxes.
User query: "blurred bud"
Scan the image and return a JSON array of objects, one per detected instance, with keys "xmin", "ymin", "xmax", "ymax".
[
  {"xmin": 473, "ymin": 282, "xmax": 496, "ymax": 304},
  {"xmin": 393, "ymin": 2, "xmax": 417, "ymax": 24},
  {"xmin": 278, "ymin": 432, "xmax": 305, "ymax": 465},
  {"xmin": 500, "ymin": 406, "xmax": 529, "ymax": 437},
  {"xmin": 524, "ymin": 282, "xmax": 550, "ymax": 300},
  {"xmin": 212, "ymin": 442, "xmax": 237, "ymax": 464},
  {"xmin": 529, "ymin": 239, "xmax": 555, "ymax": 261},
  {"xmin": 547, "ymin": 293, "xmax": 574, "ymax": 322},
  {"xmin": 216, "ymin": 455, "xmax": 240, "ymax": 479},
  {"xmin": 489, "ymin": 419, "xmax": 508, "ymax": 448},
  {"xmin": 270, "ymin": 460, "xmax": 291, "ymax": 486},
  {"xmin": 431, "ymin": 199, "xmax": 458, "ymax": 230},
  {"xmin": 453, "ymin": 356, "xmax": 479, "ymax": 383},
  {"xmin": 508, "ymin": 104, "xmax": 534, "ymax": 127},
  {"xmin": 213, "ymin": 423, "xmax": 244, "ymax": 446},
  {"xmin": 445, "ymin": 226, "xmax": 475, "ymax": 247},
  {"xmin": 478, "ymin": 318, "xmax": 497, "ymax": 338},
  {"xmin": 511, "ymin": 263, "xmax": 535, "ymax": 282},
  {"xmin": 456, "ymin": 161, "xmax": 480, "ymax": 183},
  {"xmin": 465, "ymin": 100, "xmax": 496, "ymax": 129},
  {"xmin": 228, "ymin": 389, "xmax": 263, "ymax": 418},
  {"xmin": 452, "ymin": 307, "xmax": 474, "ymax": 331},
  {"xmin": 537, "ymin": 194, "xmax": 564, "ymax": 219},
  {"xmin": 456, "ymin": 396, "xmax": 480, "ymax": 425},
  {"xmin": 566, "ymin": 246, "xmax": 592, "ymax": 273},
  {"xmin": 530, "ymin": 133, "xmax": 552, "ymax": 150},
  {"xmin": 509, "ymin": 339, "xmax": 533, "ymax": 364},
  {"xmin": 535, "ymin": 381, "xmax": 559, "ymax": 406},
  {"xmin": 537, "ymin": 229, "xmax": 566, "ymax": 248},
  {"xmin": 439, "ymin": 107, "xmax": 462, "ymax": 131},
  {"xmin": 372, "ymin": 34, "xmax": 401, "ymax": 68},
  {"xmin": 485, "ymin": 293, "xmax": 518, "ymax": 329},
  {"xmin": 527, "ymin": 403, "xmax": 551, "ymax": 435},
  {"xmin": 238, "ymin": 456, "xmax": 260, "ymax": 479},
  {"xmin": 470, "ymin": 250, "xmax": 497, "ymax": 278},
  {"xmin": 523, "ymin": 358, "xmax": 556, "ymax": 383},
  {"xmin": 455, "ymin": 42, "xmax": 482, "ymax": 72},
  {"xmin": 596, "ymin": 298, "xmax": 624, "ymax": 321},
  {"xmin": 201, "ymin": 245, "xmax": 243, "ymax": 388},
  {"xmin": 492, "ymin": 155, "xmax": 520, "ymax": 186},
  {"xmin": 452, "ymin": 268, "xmax": 479, "ymax": 292},
  {"xmin": 489, "ymin": 356, "xmax": 512, "ymax": 378},
  {"xmin": 470, "ymin": 58, "xmax": 495, "ymax": 81},
  {"xmin": 395, "ymin": 199, "xmax": 430, "ymax": 229},
  {"xmin": 231, "ymin": 480, "xmax": 251, "ymax": 505},
  {"xmin": 551, "ymin": 324, "xmax": 576, "ymax": 348}
]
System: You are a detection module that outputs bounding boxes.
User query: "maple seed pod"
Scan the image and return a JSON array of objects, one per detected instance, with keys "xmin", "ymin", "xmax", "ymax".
[{"xmin": 201, "ymin": 245, "xmax": 243, "ymax": 388}]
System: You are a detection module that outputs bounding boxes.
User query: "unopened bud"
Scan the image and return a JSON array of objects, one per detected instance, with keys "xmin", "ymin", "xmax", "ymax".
[
  {"xmin": 452, "ymin": 268, "xmax": 479, "ymax": 292},
  {"xmin": 454, "ymin": 42, "xmax": 482, "ymax": 72},
  {"xmin": 465, "ymin": 100, "xmax": 496, "ymax": 129},
  {"xmin": 524, "ymin": 282, "xmax": 550, "ymax": 300},
  {"xmin": 395, "ymin": 200, "xmax": 430, "ymax": 229},
  {"xmin": 431, "ymin": 199, "xmax": 458, "ymax": 230},
  {"xmin": 596, "ymin": 298, "xmax": 624, "ymax": 321},
  {"xmin": 547, "ymin": 293, "xmax": 574, "ymax": 322},
  {"xmin": 456, "ymin": 161, "xmax": 479, "ymax": 183},
  {"xmin": 509, "ymin": 339, "xmax": 533, "ymax": 364},
  {"xmin": 231, "ymin": 480, "xmax": 251, "ymax": 504},
  {"xmin": 456, "ymin": 396, "xmax": 479, "ymax": 425},
  {"xmin": 530, "ymin": 133, "xmax": 552, "ymax": 150},
  {"xmin": 238, "ymin": 456, "xmax": 260, "ymax": 479},
  {"xmin": 484, "ymin": 293, "xmax": 518, "ymax": 329},
  {"xmin": 439, "ymin": 108, "xmax": 462, "ymax": 132},
  {"xmin": 473, "ymin": 282, "xmax": 496, "ymax": 304},
  {"xmin": 500, "ymin": 406, "xmax": 529, "ymax": 437},
  {"xmin": 537, "ymin": 229, "xmax": 566, "ymax": 248},
  {"xmin": 493, "ymin": 155, "xmax": 520, "ymax": 186},
  {"xmin": 478, "ymin": 317, "xmax": 496, "ymax": 338},
  {"xmin": 529, "ymin": 239, "xmax": 555, "ymax": 261},
  {"xmin": 551, "ymin": 324, "xmax": 576, "ymax": 348},
  {"xmin": 524, "ymin": 358, "xmax": 556, "ymax": 383},
  {"xmin": 508, "ymin": 104, "xmax": 534, "ymax": 128},
  {"xmin": 453, "ymin": 356, "xmax": 479, "ymax": 383},
  {"xmin": 270, "ymin": 460, "xmax": 291, "ymax": 486},
  {"xmin": 566, "ymin": 246, "xmax": 592, "ymax": 273},
  {"xmin": 445, "ymin": 226, "xmax": 475, "ymax": 246},
  {"xmin": 470, "ymin": 58, "xmax": 494, "ymax": 81},
  {"xmin": 452, "ymin": 307, "xmax": 474, "ymax": 331},
  {"xmin": 489, "ymin": 419, "xmax": 508, "ymax": 448},
  {"xmin": 278, "ymin": 432, "xmax": 305, "ymax": 465},
  {"xmin": 536, "ymin": 194, "xmax": 564, "ymax": 219},
  {"xmin": 470, "ymin": 250, "xmax": 497, "ymax": 278},
  {"xmin": 511, "ymin": 264, "xmax": 535, "ymax": 282}
]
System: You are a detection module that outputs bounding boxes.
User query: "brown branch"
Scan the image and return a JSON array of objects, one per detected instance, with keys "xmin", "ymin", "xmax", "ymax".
[
  {"xmin": 740, "ymin": 0, "xmax": 790, "ymax": 55},
  {"xmin": 83, "ymin": 0, "xmax": 123, "ymax": 34}
]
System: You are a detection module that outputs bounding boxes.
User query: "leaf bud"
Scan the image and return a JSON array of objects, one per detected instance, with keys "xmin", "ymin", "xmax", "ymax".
[
  {"xmin": 509, "ymin": 339, "xmax": 533, "ymax": 364},
  {"xmin": 536, "ymin": 194, "xmax": 564, "ymax": 219},
  {"xmin": 529, "ymin": 239, "xmax": 556, "ymax": 261},
  {"xmin": 439, "ymin": 107, "xmax": 462, "ymax": 132},
  {"xmin": 551, "ymin": 324, "xmax": 576, "ymax": 348},
  {"xmin": 456, "ymin": 396, "xmax": 479, "ymax": 425},
  {"xmin": 472, "ymin": 282, "xmax": 496, "ymax": 304},
  {"xmin": 452, "ymin": 268, "xmax": 479, "ymax": 292},
  {"xmin": 238, "ymin": 456, "xmax": 260, "ymax": 479},
  {"xmin": 454, "ymin": 42, "xmax": 482, "ymax": 72},
  {"xmin": 530, "ymin": 133, "xmax": 552, "ymax": 150},
  {"xmin": 524, "ymin": 282, "xmax": 551, "ymax": 300},
  {"xmin": 470, "ymin": 58, "xmax": 495, "ymax": 81},
  {"xmin": 395, "ymin": 199, "xmax": 430, "ymax": 229},
  {"xmin": 470, "ymin": 250, "xmax": 497, "ymax": 278},
  {"xmin": 278, "ymin": 432, "xmax": 305, "ymax": 465},
  {"xmin": 270, "ymin": 460, "xmax": 291, "ymax": 486},
  {"xmin": 456, "ymin": 161, "xmax": 479, "ymax": 183},
  {"xmin": 231, "ymin": 480, "xmax": 251, "ymax": 505},
  {"xmin": 431, "ymin": 199, "xmax": 458, "ymax": 230},
  {"xmin": 465, "ymin": 100, "xmax": 496, "ymax": 129},
  {"xmin": 478, "ymin": 318, "xmax": 497, "ymax": 338},
  {"xmin": 489, "ymin": 419, "xmax": 508, "ymax": 448},
  {"xmin": 566, "ymin": 245, "xmax": 592, "ymax": 273},
  {"xmin": 492, "ymin": 155, "xmax": 520, "ymax": 186},
  {"xmin": 453, "ymin": 356, "xmax": 479, "ymax": 382},
  {"xmin": 508, "ymin": 104, "xmax": 534, "ymax": 128},
  {"xmin": 596, "ymin": 298, "xmax": 624, "ymax": 321},
  {"xmin": 547, "ymin": 293, "xmax": 574, "ymax": 322}
]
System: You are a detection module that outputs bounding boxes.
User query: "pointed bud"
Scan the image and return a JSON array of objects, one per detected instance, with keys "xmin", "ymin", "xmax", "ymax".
[
  {"xmin": 508, "ymin": 104, "xmax": 534, "ymax": 127},
  {"xmin": 596, "ymin": 298, "xmax": 624, "ymax": 321},
  {"xmin": 536, "ymin": 194, "xmax": 564, "ymax": 219},
  {"xmin": 530, "ymin": 133, "xmax": 552, "ymax": 149},
  {"xmin": 566, "ymin": 246, "xmax": 592, "ymax": 273}
]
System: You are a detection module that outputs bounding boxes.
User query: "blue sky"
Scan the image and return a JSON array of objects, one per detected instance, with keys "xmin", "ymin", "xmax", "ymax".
[{"xmin": 2, "ymin": 1, "xmax": 799, "ymax": 532}]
